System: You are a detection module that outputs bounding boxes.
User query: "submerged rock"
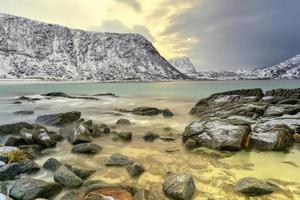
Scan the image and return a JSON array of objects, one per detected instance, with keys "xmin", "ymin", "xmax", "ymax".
[
  {"xmin": 65, "ymin": 164, "xmax": 96, "ymax": 179},
  {"xmin": 116, "ymin": 118, "xmax": 131, "ymax": 126},
  {"xmin": 54, "ymin": 169, "xmax": 83, "ymax": 188},
  {"xmin": 116, "ymin": 132, "xmax": 132, "ymax": 140},
  {"xmin": 104, "ymin": 153, "xmax": 133, "ymax": 166},
  {"xmin": 13, "ymin": 110, "xmax": 34, "ymax": 115},
  {"xmin": 125, "ymin": 163, "xmax": 145, "ymax": 177},
  {"xmin": 132, "ymin": 107, "xmax": 162, "ymax": 116},
  {"xmin": 162, "ymin": 109, "xmax": 174, "ymax": 118},
  {"xmin": 71, "ymin": 143, "xmax": 102, "ymax": 154},
  {"xmin": 43, "ymin": 158, "xmax": 62, "ymax": 172},
  {"xmin": 163, "ymin": 174, "xmax": 196, "ymax": 200},
  {"xmin": 9, "ymin": 178, "xmax": 62, "ymax": 200},
  {"xmin": 0, "ymin": 163, "xmax": 20, "ymax": 181},
  {"xmin": 36, "ymin": 111, "xmax": 81, "ymax": 126},
  {"xmin": 235, "ymin": 177, "xmax": 273, "ymax": 196},
  {"xmin": 143, "ymin": 131, "xmax": 160, "ymax": 141}
]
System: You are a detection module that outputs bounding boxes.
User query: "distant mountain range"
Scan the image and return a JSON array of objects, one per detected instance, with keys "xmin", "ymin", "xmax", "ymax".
[
  {"xmin": 0, "ymin": 13, "xmax": 186, "ymax": 81},
  {"xmin": 170, "ymin": 55, "xmax": 300, "ymax": 80}
]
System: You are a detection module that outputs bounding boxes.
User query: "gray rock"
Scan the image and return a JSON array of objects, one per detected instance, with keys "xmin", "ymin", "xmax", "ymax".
[
  {"xmin": 36, "ymin": 111, "xmax": 81, "ymax": 126},
  {"xmin": 9, "ymin": 178, "xmax": 62, "ymax": 200},
  {"xmin": 0, "ymin": 163, "xmax": 20, "ymax": 181},
  {"xmin": 104, "ymin": 153, "xmax": 133, "ymax": 166},
  {"xmin": 32, "ymin": 128, "xmax": 56, "ymax": 148},
  {"xmin": 0, "ymin": 122, "xmax": 33, "ymax": 135},
  {"xmin": 163, "ymin": 174, "xmax": 196, "ymax": 200},
  {"xmin": 91, "ymin": 124, "xmax": 110, "ymax": 137},
  {"xmin": 13, "ymin": 110, "xmax": 34, "ymax": 115},
  {"xmin": 4, "ymin": 137, "xmax": 28, "ymax": 147},
  {"xmin": 183, "ymin": 120, "xmax": 250, "ymax": 151},
  {"xmin": 162, "ymin": 109, "xmax": 174, "ymax": 118},
  {"xmin": 71, "ymin": 143, "xmax": 102, "ymax": 154},
  {"xmin": 20, "ymin": 128, "xmax": 35, "ymax": 144},
  {"xmin": 250, "ymin": 124, "xmax": 293, "ymax": 151},
  {"xmin": 132, "ymin": 107, "xmax": 162, "ymax": 116},
  {"xmin": 54, "ymin": 169, "xmax": 83, "ymax": 188},
  {"xmin": 235, "ymin": 177, "xmax": 273, "ymax": 196},
  {"xmin": 65, "ymin": 164, "xmax": 96, "ymax": 179},
  {"xmin": 17, "ymin": 158, "xmax": 40, "ymax": 174},
  {"xmin": 61, "ymin": 190, "xmax": 83, "ymax": 200},
  {"xmin": 0, "ymin": 193, "xmax": 13, "ymax": 200},
  {"xmin": 43, "ymin": 158, "xmax": 62, "ymax": 171},
  {"xmin": 116, "ymin": 118, "xmax": 131, "ymax": 126},
  {"xmin": 125, "ymin": 163, "xmax": 145, "ymax": 177},
  {"xmin": 68, "ymin": 124, "xmax": 93, "ymax": 145},
  {"xmin": 143, "ymin": 132, "xmax": 160, "ymax": 141}
]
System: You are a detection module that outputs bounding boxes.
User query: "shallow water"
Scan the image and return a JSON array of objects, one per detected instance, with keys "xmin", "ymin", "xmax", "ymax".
[{"xmin": 1, "ymin": 80, "xmax": 300, "ymax": 200}]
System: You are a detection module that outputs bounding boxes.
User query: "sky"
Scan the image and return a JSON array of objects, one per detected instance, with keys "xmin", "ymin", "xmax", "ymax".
[{"xmin": 0, "ymin": 0, "xmax": 299, "ymax": 70}]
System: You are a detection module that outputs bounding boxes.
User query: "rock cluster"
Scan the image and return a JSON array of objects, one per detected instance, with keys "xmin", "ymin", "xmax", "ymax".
[{"xmin": 183, "ymin": 88, "xmax": 300, "ymax": 151}]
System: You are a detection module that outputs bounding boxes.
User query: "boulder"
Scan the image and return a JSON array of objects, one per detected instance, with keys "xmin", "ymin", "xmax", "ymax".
[
  {"xmin": 125, "ymin": 163, "xmax": 145, "ymax": 177},
  {"xmin": 0, "ymin": 122, "xmax": 33, "ymax": 135},
  {"xmin": 143, "ymin": 132, "xmax": 160, "ymax": 141},
  {"xmin": 54, "ymin": 169, "xmax": 83, "ymax": 188},
  {"xmin": 0, "ymin": 163, "xmax": 20, "ymax": 181},
  {"xmin": 116, "ymin": 118, "xmax": 131, "ymax": 126},
  {"xmin": 116, "ymin": 132, "xmax": 132, "ymax": 140},
  {"xmin": 250, "ymin": 124, "xmax": 293, "ymax": 151},
  {"xmin": 36, "ymin": 111, "xmax": 81, "ymax": 126},
  {"xmin": 132, "ymin": 107, "xmax": 162, "ymax": 116},
  {"xmin": 68, "ymin": 124, "xmax": 93, "ymax": 145},
  {"xmin": 43, "ymin": 158, "xmax": 62, "ymax": 172},
  {"xmin": 32, "ymin": 128, "xmax": 56, "ymax": 148},
  {"xmin": 92, "ymin": 124, "xmax": 110, "ymax": 137},
  {"xmin": 65, "ymin": 164, "xmax": 96, "ymax": 179},
  {"xmin": 235, "ymin": 177, "xmax": 273, "ymax": 196},
  {"xmin": 104, "ymin": 153, "xmax": 133, "ymax": 166},
  {"xmin": 162, "ymin": 109, "xmax": 174, "ymax": 118},
  {"xmin": 183, "ymin": 120, "xmax": 250, "ymax": 151},
  {"xmin": 20, "ymin": 128, "xmax": 35, "ymax": 144},
  {"xmin": 17, "ymin": 158, "xmax": 40, "ymax": 174},
  {"xmin": 264, "ymin": 88, "xmax": 300, "ymax": 99},
  {"xmin": 71, "ymin": 143, "xmax": 102, "ymax": 154},
  {"xmin": 163, "ymin": 174, "xmax": 196, "ymax": 200},
  {"xmin": 9, "ymin": 178, "xmax": 62, "ymax": 200}
]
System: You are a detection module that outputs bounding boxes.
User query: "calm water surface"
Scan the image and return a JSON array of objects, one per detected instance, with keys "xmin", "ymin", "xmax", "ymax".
[{"xmin": 0, "ymin": 80, "xmax": 300, "ymax": 200}]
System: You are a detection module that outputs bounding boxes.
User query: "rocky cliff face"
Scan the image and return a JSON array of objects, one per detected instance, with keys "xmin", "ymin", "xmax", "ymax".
[
  {"xmin": 168, "ymin": 57, "xmax": 197, "ymax": 77},
  {"xmin": 0, "ymin": 13, "xmax": 186, "ymax": 81}
]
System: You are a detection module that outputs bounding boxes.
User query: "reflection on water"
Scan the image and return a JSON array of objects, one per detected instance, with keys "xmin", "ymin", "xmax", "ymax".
[{"xmin": 1, "ymin": 81, "xmax": 300, "ymax": 199}]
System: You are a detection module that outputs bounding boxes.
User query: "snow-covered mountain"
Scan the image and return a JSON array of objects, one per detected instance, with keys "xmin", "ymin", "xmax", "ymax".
[
  {"xmin": 197, "ymin": 55, "xmax": 300, "ymax": 80},
  {"xmin": 168, "ymin": 57, "xmax": 197, "ymax": 77},
  {"xmin": 0, "ymin": 13, "xmax": 187, "ymax": 81}
]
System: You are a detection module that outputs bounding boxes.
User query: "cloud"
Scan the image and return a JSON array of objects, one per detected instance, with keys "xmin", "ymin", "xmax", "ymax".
[
  {"xmin": 115, "ymin": 0, "xmax": 142, "ymax": 12},
  {"xmin": 89, "ymin": 20, "xmax": 155, "ymax": 42},
  {"xmin": 160, "ymin": 0, "xmax": 300, "ymax": 70}
]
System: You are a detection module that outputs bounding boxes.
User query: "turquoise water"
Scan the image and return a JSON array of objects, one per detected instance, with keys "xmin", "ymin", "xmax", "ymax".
[{"xmin": 0, "ymin": 80, "xmax": 299, "ymax": 98}]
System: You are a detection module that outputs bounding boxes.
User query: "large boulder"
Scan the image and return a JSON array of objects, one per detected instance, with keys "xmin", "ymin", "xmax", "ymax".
[
  {"xmin": 183, "ymin": 120, "xmax": 250, "ymax": 151},
  {"xmin": 250, "ymin": 123, "xmax": 294, "ymax": 151},
  {"xmin": 9, "ymin": 178, "xmax": 62, "ymax": 200},
  {"xmin": 132, "ymin": 107, "xmax": 162, "ymax": 116},
  {"xmin": 71, "ymin": 143, "xmax": 102, "ymax": 154},
  {"xmin": 163, "ymin": 174, "xmax": 196, "ymax": 200},
  {"xmin": 264, "ymin": 88, "xmax": 300, "ymax": 99},
  {"xmin": 104, "ymin": 153, "xmax": 133, "ymax": 166},
  {"xmin": 36, "ymin": 111, "xmax": 81, "ymax": 126},
  {"xmin": 235, "ymin": 177, "xmax": 273, "ymax": 196},
  {"xmin": 0, "ymin": 122, "xmax": 33, "ymax": 135},
  {"xmin": 32, "ymin": 128, "xmax": 56, "ymax": 148},
  {"xmin": 54, "ymin": 169, "xmax": 83, "ymax": 188},
  {"xmin": 68, "ymin": 124, "xmax": 93, "ymax": 145},
  {"xmin": 0, "ymin": 163, "xmax": 20, "ymax": 181}
]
